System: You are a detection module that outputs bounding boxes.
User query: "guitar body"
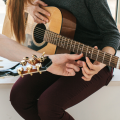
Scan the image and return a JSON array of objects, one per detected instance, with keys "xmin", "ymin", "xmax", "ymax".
[{"xmin": 2, "ymin": 7, "xmax": 76, "ymax": 55}]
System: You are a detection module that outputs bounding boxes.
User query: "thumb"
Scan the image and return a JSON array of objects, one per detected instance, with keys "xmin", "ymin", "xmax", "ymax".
[{"xmin": 67, "ymin": 53, "xmax": 83, "ymax": 61}]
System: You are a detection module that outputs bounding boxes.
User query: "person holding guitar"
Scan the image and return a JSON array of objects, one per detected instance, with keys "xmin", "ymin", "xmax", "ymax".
[{"xmin": 4, "ymin": 0, "xmax": 120, "ymax": 120}]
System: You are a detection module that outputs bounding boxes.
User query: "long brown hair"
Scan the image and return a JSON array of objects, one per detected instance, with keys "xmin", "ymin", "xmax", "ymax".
[{"xmin": 7, "ymin": 0, "xmax": 33, "ymax": 43}]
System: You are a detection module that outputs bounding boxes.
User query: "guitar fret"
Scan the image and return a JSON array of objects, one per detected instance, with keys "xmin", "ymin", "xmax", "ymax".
[
  {"xmin": 58, "ymin": 35, "xmax": 61, "ymax": 47},
  {"xmin": 69, "ymin": 40, "xmax": 73, "ymax": 51},
  {"xmin": 87, "ymin": 47, "xmax": 92, "ymax": 58},
  {"xmin": 82, "ymin": 44, "xmax": 84, "ymax": 53},
  {"xmin": 73, "ymin": 41, "xmax": 76, "ymax": 52},
  {"xmin": 109, "ymin": 54, "xmax": 112, "ymax": 66},
  {"xmin": 78, "ymin": 43, "xmax": 81, "ymax": 54},
  {"xmin": 102, "ymin": 52, "xmax": 105, "ymax": 63},
  {"xmin": 54, "ymin": 34, "xmax": 57, "ymax": 45},
  {"xmin": 111, "ymin": 56, "xmax": 118, "ymax": 68},
  {"xmin": 79, "ymin": 44, "xmax": 83, "ymax": 54},
  {"xmin": 86, "ymin": 46, "xmax": 89, "ymax": 57},
  {"xmin": 57, "ymin": 35, "xmax": 60, "ymax": 46},
  {"xmin": 53, "ymin": 34, "xmax": 56, "ymax": 45},
  {"xmin": 66, "ymin": 39, "xmax": 69, "ymax": 49},
  {"xmin": 49, "ymin": 32, "xmax": 53, "ymax": 44},
  {"xmin": 45, "ymin": 31, "xmax": 49, "ymax": 43},
  {"xmin": 61, "ymin": 37, "xmax": 64, "ymax": 48},
  {"xmin": 55, "ymin": 34, "xmax": 58, "ymax": 45},
  {"xmin": 116, "ymin": 57, "xmax": 120, "ymax": 69},
  {"xmin": 64, "ymin": 38, "xmax": 67, "ymax": 48},
  {"xmin": 97, "ymin": 51, "xmax": 104, "ymax": 63},
  {"xmin": 51, "ymin": 33, "xmax": 54, "ymax": 44},
  {"xmin": 63, "ymin": 38, "xmax": 66, "ymax": 48},
  {"xmin": 103, "ymin": 53, "xmax": 113, "ymax": 66},
  {"xmin": 96, "ymin": 50, "xmax": 99, "ymax": 61},
  {"xmin": 63, "ymin": 37, "xmax": 66, "ymax": 48},
  {"xmin": 91, "ymin": 48, "xmax": 94, "ymax": 59},
  {"xmin": 77, "ymin": 43, "xmax": 80, "ymax": 53},
  {"xmin": 60, "ymin": 36, "xmax": 62, "ymax": 47}
]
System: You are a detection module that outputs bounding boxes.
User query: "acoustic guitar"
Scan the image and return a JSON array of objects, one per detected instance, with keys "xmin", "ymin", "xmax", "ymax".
[{"xmin": 1, "ymin": 7, "xmax": 120, "ymax": 78}]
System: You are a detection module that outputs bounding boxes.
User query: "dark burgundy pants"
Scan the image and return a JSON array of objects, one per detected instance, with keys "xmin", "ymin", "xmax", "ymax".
[{"xmin": 10, "ymin": 67, "xmax": 113, "ymax": 120}]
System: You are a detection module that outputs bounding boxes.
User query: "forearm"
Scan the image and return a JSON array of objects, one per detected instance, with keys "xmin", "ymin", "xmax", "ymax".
[
  {"xmin": 0, "ymin": 34, "xmax": 43, "ymax": 62},
  {"xmin": 102, "ymin": 46, "xmax": 115, "ymax": 55}
]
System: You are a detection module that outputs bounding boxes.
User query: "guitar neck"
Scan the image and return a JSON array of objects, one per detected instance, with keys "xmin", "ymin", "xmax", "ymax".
[{"xmin": 44, "ymin": 30, "xmax": 119, "ymax": 69}]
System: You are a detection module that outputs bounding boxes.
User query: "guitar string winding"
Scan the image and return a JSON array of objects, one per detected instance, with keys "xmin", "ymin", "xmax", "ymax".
[
  {"xmin": 3, "ymin": 22, "xmax": 119, "ymax": 67},
  {"xmin": 4, "ymin": 22, "xmax": 119, "ymax": 65},
  {"xmin": 25, "ymin": 23, "xmax": 118, "ymax": 62},
  {"xmin": 25, "ymin": 23, "xmax": 119, "ymax": 67}
]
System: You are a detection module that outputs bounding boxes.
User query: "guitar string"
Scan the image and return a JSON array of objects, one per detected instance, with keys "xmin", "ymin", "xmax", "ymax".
[
  {"xmin": 34, "ymin": 33, "xmax": 118, "ymax": 65},
  {"xmin": 24, "ymin": 23, "xmax": 118, "ymax": 60},
  {"xmin": 27, "ymin": 26, "xmax": 118, "ymax": 63},
  {"xmin": 3, "ymin": 22, "xmax": 119, "ymax": 65},
  {"xmin": 4, "ymin": 23, "xmax": 118, "ymax": 64},
  {"xmin": 24, "ymin": 23, "xmax": 119, "ymax": 65},
  {"xmin": 3, "ymin": 24, "xmax": 118, "ymax": 66},
  {"xmin": 25, "ymin": 24, "xmax": 115, "ymax": 60},
  {"xmin": 24, "ymin": 22, "xmax": 119, "ymax": 63}
]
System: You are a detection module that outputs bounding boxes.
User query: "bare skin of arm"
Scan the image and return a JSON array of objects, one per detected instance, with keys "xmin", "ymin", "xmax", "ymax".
[{"xmin": 0, "ymin": 34, "xmax": 83, "ymax": 76}]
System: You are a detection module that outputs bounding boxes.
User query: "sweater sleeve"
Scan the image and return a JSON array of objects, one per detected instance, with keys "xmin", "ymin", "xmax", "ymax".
[{"xmin": 86, "ymin": 0, "xmax": 120, "ymax": 53}]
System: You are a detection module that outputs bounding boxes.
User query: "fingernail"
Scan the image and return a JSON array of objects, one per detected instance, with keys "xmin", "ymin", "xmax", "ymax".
[
  {"xmin": 48, "ymin": 14, "xmax": 50, "ymax": 16},
  {"xmin": 86, "ymin": 57, "xmax": 88, "ymax": 60}
]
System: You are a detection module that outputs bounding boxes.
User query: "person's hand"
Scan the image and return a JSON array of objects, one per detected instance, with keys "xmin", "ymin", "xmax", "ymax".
[
  {"xmin": 47, "ymin": 54, "xmax": 83, "ymax": 76},
  {"xmin": 81, "ymin": 46, "xmax": 106, "ymax": 81},
  {"xmin": 25, "ymin": 0, "xmax": 50, "ymax": 24}
]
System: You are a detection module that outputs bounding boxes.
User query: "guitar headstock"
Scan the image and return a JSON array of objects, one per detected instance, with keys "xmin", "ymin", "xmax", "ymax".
[
  {"xmin": 17, "ymin": 62, "xmax": 43, "ymax": 77},
  {"xmin": 17, "ymin": 52, "xmax": 51, "ymax": 77},
  {"xmin": 0, "ymin": 53, "xmax": 52, "ymax": 78}
]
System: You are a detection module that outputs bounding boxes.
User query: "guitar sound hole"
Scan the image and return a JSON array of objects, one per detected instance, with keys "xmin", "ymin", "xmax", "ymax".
[{"xmin": 33, "ymin": 24, "xmax": 46, "ymax": 43}]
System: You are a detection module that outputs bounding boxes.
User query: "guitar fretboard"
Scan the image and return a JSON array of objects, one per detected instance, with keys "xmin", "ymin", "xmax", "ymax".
[{"xmin": 44, "ymin": 30, "xmax": 119, "ymax": 68}]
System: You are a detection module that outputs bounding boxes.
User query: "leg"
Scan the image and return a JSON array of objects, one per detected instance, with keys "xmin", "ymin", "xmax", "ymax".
[
  {"xmin": 10, "ymin": 72, "xmax": 60, "ymax": 120},
  {"xmin": 38, "ymin": 67, "xmax": 113, "ymax": 120}
]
